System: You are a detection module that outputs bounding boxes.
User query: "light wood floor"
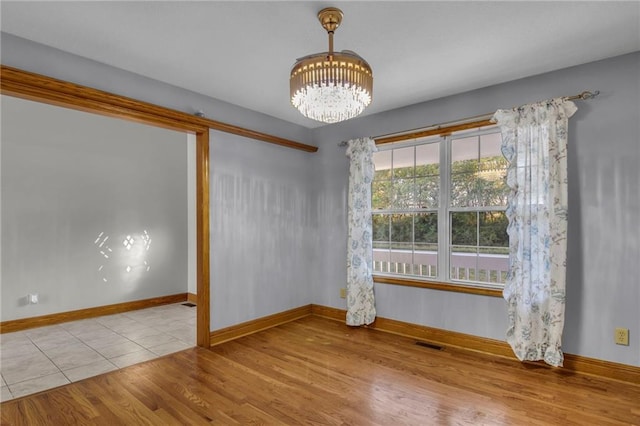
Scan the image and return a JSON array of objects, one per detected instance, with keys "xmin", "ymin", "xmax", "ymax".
[{"xmin": 1, "ymin": 316, "xmax": 638, "ymax": 425}]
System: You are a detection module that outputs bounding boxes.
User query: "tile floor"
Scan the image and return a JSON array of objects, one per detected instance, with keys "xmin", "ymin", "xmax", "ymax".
[{"xmin": 0, "ymin": 303, "xmax": 196, "ymax": 402}]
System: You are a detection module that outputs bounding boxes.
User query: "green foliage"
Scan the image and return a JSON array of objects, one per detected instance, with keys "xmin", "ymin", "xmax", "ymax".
[
  {"xmin": 451, "ymin": 157, "xmax": 508, "ymax": 207},
  {"xmin": 373, "ymin": 155, "xmax": 509, "ymax": 253},
  {"xmin": 374, "ymin": 157, "xmax": 507, "ymax": 210},
  {"xmin": 451, "ymin": 211, "xmax": 509, "ymax": 249}
]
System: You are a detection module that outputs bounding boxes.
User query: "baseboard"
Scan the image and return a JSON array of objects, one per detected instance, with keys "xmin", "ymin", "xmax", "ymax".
[
  {"xmin": 310, "ymin": 304, "xmax": 640, "ymax": 386},
  {"xmin": 209, "ymin": 305, "xmax": 313, "ymax": 346},
  {"xmin": 198, "ymin": 302, "xmax": 639, "ymax": 385},
  {"xmin": 0, "ymin": 293, "xmax": 188, "ymax": 333},
  {"xmin": 310, "ymin": 304, "xmax": 345, "ymax": 322},
  {"xmin": 187, "ymin": 293, "xmax": 198, "ymax": 304}
]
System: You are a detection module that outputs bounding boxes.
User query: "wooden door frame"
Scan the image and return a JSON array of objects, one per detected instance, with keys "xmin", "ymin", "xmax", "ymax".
[
  {"xmin": 0, "ymin": 67, "xmax": 211, "ymax": 346},
  {"xmin": 0, "ymin": 65, "xmax": 313, "ymax": 347}
]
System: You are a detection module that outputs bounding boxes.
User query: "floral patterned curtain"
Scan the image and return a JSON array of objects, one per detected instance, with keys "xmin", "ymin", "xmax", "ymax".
[
  {"xmin": 345, "ymin": 138, "xmax": 377, "ymax": 326},
  {"xmin": 492, "ymin": 98, "xmax": 577, "ymax": 367}
]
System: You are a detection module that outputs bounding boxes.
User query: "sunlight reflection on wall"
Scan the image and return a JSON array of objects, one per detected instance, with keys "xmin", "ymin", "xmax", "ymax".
[{"xmin": 94, "ymin": 229, "xmax": 152, "ymax": 285}]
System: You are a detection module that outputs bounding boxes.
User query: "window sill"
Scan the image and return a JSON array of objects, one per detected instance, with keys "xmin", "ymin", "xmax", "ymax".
[{"xmin": 373, "ymin": 275, "xmax": 503, "ymax": 298}]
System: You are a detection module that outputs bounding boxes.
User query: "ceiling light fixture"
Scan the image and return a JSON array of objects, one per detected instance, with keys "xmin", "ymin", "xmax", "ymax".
[{"xmin": 290, "ymin": 7, "xmax": 373, "ymax": 124}]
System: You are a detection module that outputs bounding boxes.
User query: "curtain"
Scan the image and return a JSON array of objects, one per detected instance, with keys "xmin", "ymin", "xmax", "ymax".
[
  {"xmin": 492, "ymin": 98, "xmax": 577, "ymax": 367},
  {"xmin": 345, "ymin": 137, "xmax": 377, "ymax": 326}
]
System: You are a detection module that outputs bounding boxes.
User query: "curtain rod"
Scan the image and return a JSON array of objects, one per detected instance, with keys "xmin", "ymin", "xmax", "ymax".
[{"xmin": 338, "ymin": 90, "xmax": 599, "ymax": 146}]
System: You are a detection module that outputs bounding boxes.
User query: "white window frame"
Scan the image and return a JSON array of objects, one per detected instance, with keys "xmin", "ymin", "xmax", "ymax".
[{"xmin": 372, "ymin": 124, "xmax": 507, "ymax": 291}]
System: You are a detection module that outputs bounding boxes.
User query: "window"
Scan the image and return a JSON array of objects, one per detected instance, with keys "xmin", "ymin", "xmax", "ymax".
[{"xmin": 372, "ymin": 125, "xmax": 509, "ymax": 288}]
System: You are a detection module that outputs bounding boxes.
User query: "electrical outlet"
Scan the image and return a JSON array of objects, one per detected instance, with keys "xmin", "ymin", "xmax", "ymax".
[
  {"xmin": 28, "ymin": 293, "xmax": 39, "ymax": 304},
  {"xmin": 614, "ymin": 328, "xmax": 629, "ymax": 346},
  {"xmin": 339, "ymin": 288, "xmax": 347, "ymax": 299}
]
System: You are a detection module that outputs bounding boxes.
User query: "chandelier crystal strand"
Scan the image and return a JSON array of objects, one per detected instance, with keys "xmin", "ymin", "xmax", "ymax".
[{"xmin": 290, "ymin": 7, "xmax": 373, "ymax": 124}]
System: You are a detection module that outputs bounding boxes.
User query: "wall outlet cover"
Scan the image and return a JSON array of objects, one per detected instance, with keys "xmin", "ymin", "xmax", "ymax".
[{"xmin": 614, "ymin": 327, "xmax": 629, "ymax": 346}]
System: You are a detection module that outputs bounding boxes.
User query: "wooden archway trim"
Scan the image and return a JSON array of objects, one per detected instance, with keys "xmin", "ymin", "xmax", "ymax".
[
  {"xmin": 0, "ymin": 65, "xmax": 318, "ymax": 153},
  {"xmin": 0, "ymin": 65, "xmax": 236, "ymax": 347}
]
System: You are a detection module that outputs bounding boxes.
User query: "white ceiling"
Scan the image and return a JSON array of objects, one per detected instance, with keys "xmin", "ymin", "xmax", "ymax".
[{"xmin": 2, "ymin": 1, "xmax": 639, "ymax": 129}]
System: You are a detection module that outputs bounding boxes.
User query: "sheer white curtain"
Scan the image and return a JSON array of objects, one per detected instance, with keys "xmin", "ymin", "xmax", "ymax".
[
  {"xmin": 493, "ymin": 98, "xmax": 577, "ymax": 367},
  {"xmin": 345, "ymin": 137, "xmax": 377, "ymax": 326}
]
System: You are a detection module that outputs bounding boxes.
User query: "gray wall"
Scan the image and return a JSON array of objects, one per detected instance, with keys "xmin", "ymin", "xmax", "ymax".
[
  {"xmin": 209, "ymin": 130, "xmax": 317, "ymax": 329},
  {"xmin": 311, "ymin": 52, "xmax": 640, "ymax": 367},
  {"xmin": 187, "ymin": 133, "xmax": 197, "ymax": 296},
  {"xmin": 1, "ymin": 96, "xmax": 188, "ymax": 320}
]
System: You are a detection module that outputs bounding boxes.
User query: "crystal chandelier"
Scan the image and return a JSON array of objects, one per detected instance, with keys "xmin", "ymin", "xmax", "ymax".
[{"xmin": 290, "ymin": 7, "xmax": 373, "ymax": 124}]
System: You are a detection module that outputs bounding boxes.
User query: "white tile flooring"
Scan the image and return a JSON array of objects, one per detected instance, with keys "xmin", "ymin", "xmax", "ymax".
[{"xmin": 0, "ymin": 303, "xmax": 196, "ymax": 402}]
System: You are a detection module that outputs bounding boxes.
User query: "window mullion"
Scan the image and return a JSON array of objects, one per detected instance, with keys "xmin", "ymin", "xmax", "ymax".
[
  {"xmin": 411, "ymin": 147, "xmax": 416, "ymax": 276},
  {"xmin": 438, "ymin": 135, "xmax": 449, "ymax": 281},
  {"xmin": 388, "ymin": 150, "xmax": 394, "ymax": 273}
]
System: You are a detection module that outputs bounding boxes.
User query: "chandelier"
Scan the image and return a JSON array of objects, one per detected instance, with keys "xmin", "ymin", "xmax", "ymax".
[{"xmin": 290, "ymin": 7, "xmax": 373, "ymax": 124}]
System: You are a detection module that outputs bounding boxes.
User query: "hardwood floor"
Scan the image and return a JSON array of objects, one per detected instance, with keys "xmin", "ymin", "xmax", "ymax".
[{"xmin": 1, "ymin": 316, "xmax": 638, "ymax": 425}]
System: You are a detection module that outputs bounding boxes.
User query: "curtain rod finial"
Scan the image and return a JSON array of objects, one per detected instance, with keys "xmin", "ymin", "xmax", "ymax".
[{"xmin": 580, "ymin": 90, "xmax": 600, "ymax": 100}]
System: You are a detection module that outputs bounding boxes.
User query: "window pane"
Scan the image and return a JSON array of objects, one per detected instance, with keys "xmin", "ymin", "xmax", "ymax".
[
  {"xmin": 451, "ymin": 136, "xmax": 478, "ymax": 163},
  {"xmin": 415, "ymin": 212, "xmax": 438, "ymax": 278},
  {"xmin": 480, "ymin": 132, "xmax": 503, "ymax": 158},
  {"xmin": 450, "ymin": 246, "xmax": 478, "ymax": 281},
  {"xmin": 415, "ymin": 176, "xmax": 439, "ymax": 208},
  {"xmin": 451, "ymin": 135, "xmax": 480, "ymax": 207},
  {"xmin": 372, "ymin": 214, "xmax": 390, "ymax": 249},
  {"xmin": 452, "ymin": 173, "xmax": 508, "ymax": 208},
  {"xmin": 414, "ymin": 213, "xmax": 438, "ymax": 247},
  {"xmin": 415, "ymin": 263, "xmax": 437, "ymax": 278},
  {"xmin": 450, "ymin": 173, "xmax": 479, "ymax": 207},
  {"xmin": 476, "ymin": 173, "xmax": 509, "ymax": 207},
  {"xmin": 392, "ymin": 146, "xmax": 415, "ymax": 178},
  {"xmin": 390, "ymin": 213, "xmax": 412, "ymax": 250},
  {"xmin": 372, "ymin": 180, "xmax": 391, "ymax": 210},
  {"xmin": 373, "ymin": 247, "xmax": 391, "ymax": 273},
  {"xmin": 392, "ymin": 178, "xmax": 414, "ymax": 209},
  {"xmin": 479, "ymin": 211, "xmax": 509, "ymax": 249},
  {"xmin": 416, "ymin": 143, "xmax": 439, "ymax": 177},
  {"xmin": 373, "ymin": 150, "xmax": 391, "ymax": 181},
  {"xmin": 451, "ymin": 212, "xmax": 477, "ymax": 246},
  {"xmin": 451, "ymin": 132, "xmax": 509, "ymax": 208},
  {"xmin": 478, "ymin": 132, "xmax": 509, "ymax": 207},
  {"xmin": 372, "ymin": 212, "xmax": 391, "ymax": 273},
  {"xmin": 451, "ymin": 210, "xmax": 509, "ymax": 284}
]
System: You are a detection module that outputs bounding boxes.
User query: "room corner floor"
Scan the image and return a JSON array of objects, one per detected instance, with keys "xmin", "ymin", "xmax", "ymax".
[{"xmin": 0, "ymin": 303, "xmax": 196, "ymax": 401}]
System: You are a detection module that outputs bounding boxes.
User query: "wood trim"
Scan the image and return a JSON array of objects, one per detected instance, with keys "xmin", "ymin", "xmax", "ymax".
[
  {"xmin": 1, "ymin": 65, "xmax": 205, "ymax": 133},
  {"xmin": 209, "ymin": 305, "xmax": 313, "ymax": 346},
  {"xmin": 310, "ymin": 304, "xmax": 640, "ymax": 386},
  {"xmin": 374, "ymin": 275, "xmax": 503, "ymax": 297},
  {"xmin": 0, "ymin": 65, "xmax": 318, "ymax": 152},
  {"xmin": 0, "ymin": 293, "xmax": 188, "ymax": 334},
  {"xmin": 196, "ymin": 130, "xmax": 211, "ymax": 348},
  {"xmin": 203, "ymin": 119, "xmax": 317, "ymax": 152},
  {"xmin": 1, "ymin": 66, "xmax": 213, "ymax": 350},
  {"xmin": 310, "ymin": 304, "xmax": 345, "ymax": 322},
  {"xmin": 375, "ymin": 119, "xmax": 495, "ymax": 145},
  {"xmin": 371, "ymin": 312, "xmax": 514, "ymax": 358},
  {"xmin": 187, "ymin": 293, "xmax": 198, "ymax": 304},
  {"xmin": 561, "ymin": 353, "xmax": 640, "ymax": 385}
]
